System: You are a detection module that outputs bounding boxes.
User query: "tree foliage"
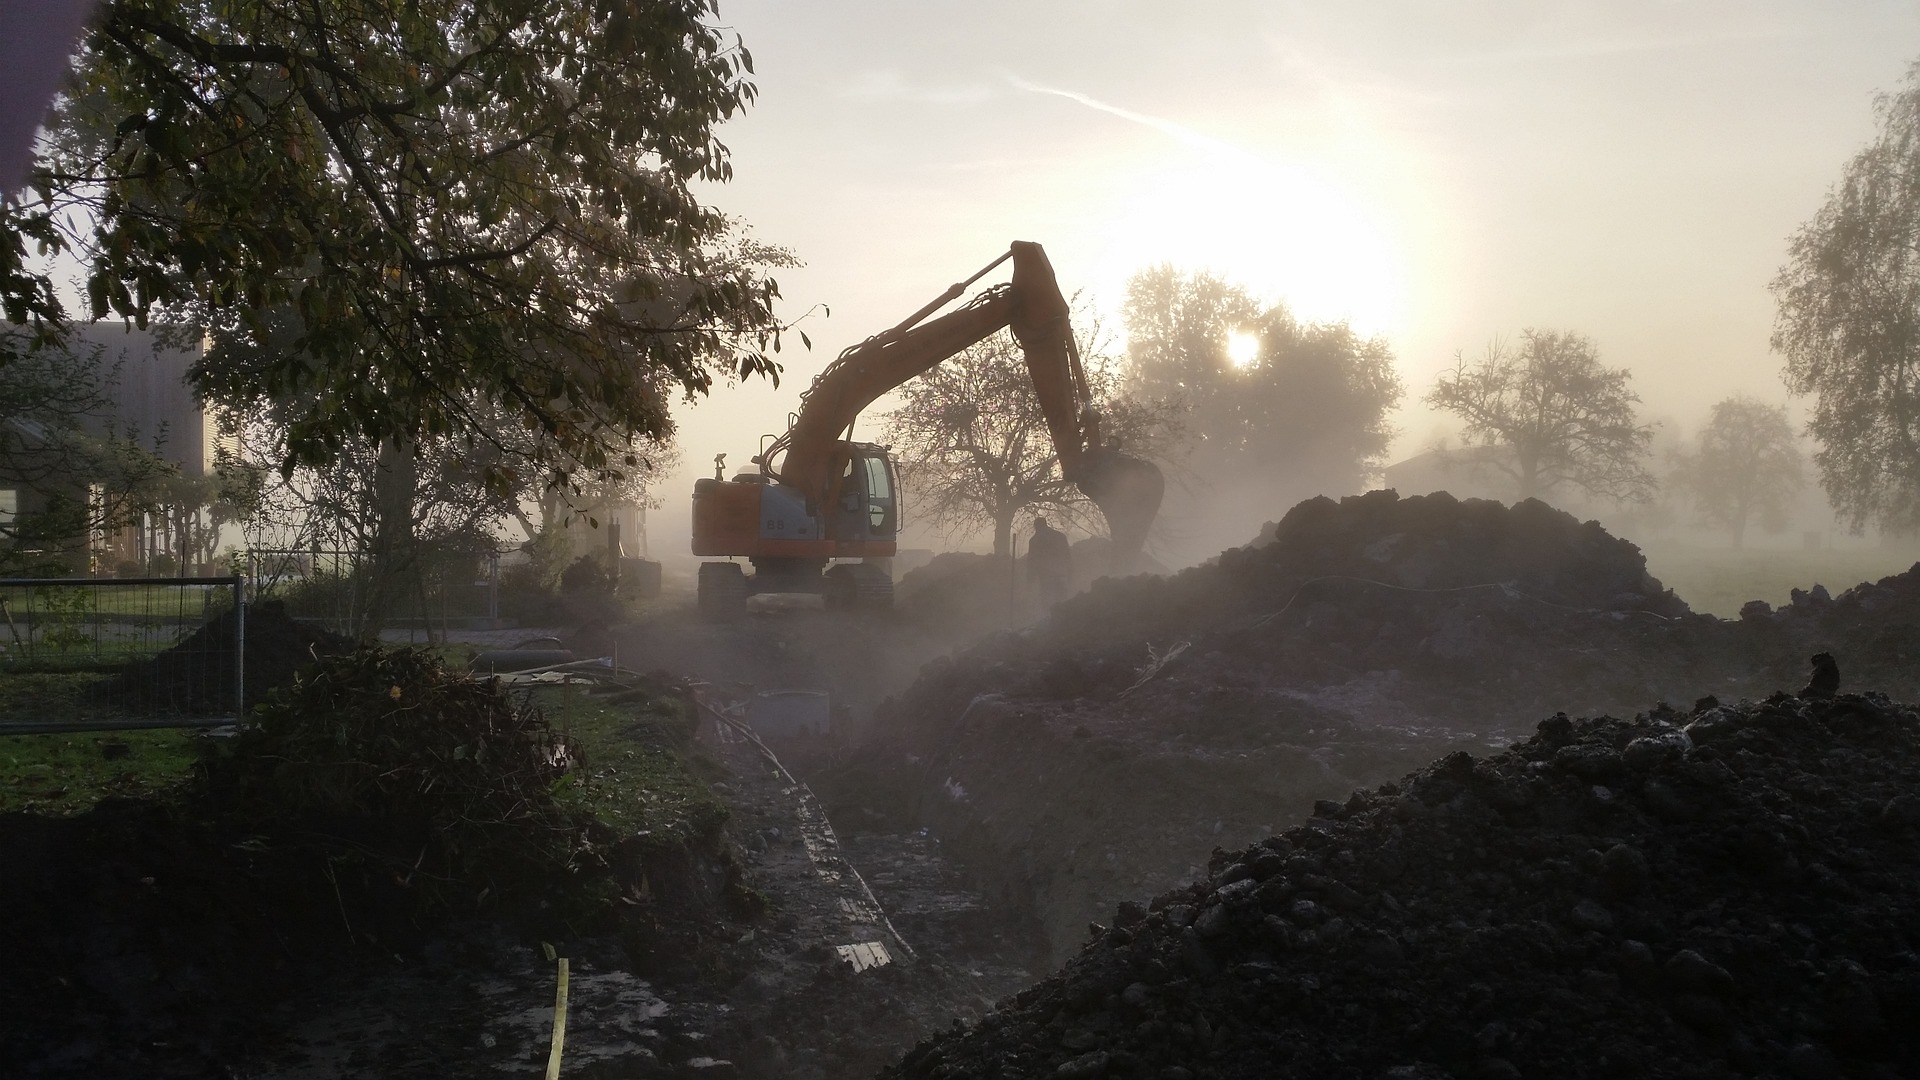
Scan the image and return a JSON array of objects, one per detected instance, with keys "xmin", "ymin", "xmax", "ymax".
[
  {"xmin": 1121, "ymin": 265, "xmax": 1263, "ymax": 406},
  {"xmin": 5, "ymin": 0, "xmax": 790, "ymax": 490},
  {"xmin": 1772, "ymin": 63, "xmax": 1920, "ymax": 534},
  {"xmin": 1426, "ymin": 329, "xmax": 1654, "ymax": 503},
  {"xmin": 880, "ymin": 323, "xmax": 1180, "ymax": 557},
  {"xmin": 1122, "ymin": 266, "xmax": 1402, "ymax": 492},
  {"xmin": 0, "ymin": 331, "xmax": 179, "ymax": 572},
  {"xmin": 1673, "ymin": 395, "xmax": 1803, "ymax": 548}
]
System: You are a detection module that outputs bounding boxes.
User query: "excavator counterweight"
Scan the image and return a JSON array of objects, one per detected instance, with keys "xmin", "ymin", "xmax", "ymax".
[{"xmin": 690, "ymin": 242, "xmax": 1164, "ymax": 619}]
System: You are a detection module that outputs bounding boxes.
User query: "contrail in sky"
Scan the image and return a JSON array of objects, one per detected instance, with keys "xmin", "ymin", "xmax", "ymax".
[{"xmin": 1004, "ymin": 74, "xmax": 1255, "ymax": 163}]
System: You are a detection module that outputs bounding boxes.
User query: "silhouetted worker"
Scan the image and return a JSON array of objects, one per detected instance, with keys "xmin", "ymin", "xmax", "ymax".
[
  {"xmin": 1799, "ymin": 652, "xmax": 1840, "ymax": 698},
  {"xmin": 1027, "ymin": 517, "xmax": 1072, "ymax": 607}
]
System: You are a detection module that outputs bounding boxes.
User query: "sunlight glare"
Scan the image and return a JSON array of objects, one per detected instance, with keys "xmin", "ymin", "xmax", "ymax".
[
  {"xmin": 1093, "ymin": 155, "xmax": 1409, "ymax": 337},
  {"xmin": 1226, "ymin": 331, "xmax": 1260, "ymax": 369}
]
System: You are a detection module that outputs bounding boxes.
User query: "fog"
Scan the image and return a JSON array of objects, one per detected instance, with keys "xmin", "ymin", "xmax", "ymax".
[{"xmin": 645, "ymin": 1, "xmax": 1919, "ymax": 569}]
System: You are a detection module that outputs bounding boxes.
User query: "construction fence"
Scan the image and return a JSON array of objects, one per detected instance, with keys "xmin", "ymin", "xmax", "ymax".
[
  {"xmin": 248, "ymin": 548, "xmax": 503, "ymax": 642},
  {"xmin": 0, "ymin": 575, "xmax": 246, "ymax": 734}
]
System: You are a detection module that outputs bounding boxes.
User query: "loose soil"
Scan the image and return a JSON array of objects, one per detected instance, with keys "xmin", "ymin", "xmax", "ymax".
[
  {"xmin": 880, "ymin": 692, "xmax": 1920, "ymax": 1079},
  {"xmin": 835, "ymin": 491, "xmax": 1920, "ymax": 964},
  {"xmin": 111, "ymin": 599, "xmax": 351, "ymax": 715}
]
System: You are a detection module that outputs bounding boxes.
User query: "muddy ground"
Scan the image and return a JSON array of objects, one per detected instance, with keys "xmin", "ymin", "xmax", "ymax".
[{"xmin": 6, "ymin": 490, "xmax": 1920, "ymax": 1077}]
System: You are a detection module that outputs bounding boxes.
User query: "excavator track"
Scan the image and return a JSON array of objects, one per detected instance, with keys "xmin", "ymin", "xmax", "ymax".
[
  {"xmin": 698, "ymin": 562, "xmax": 749, "ymax": 621},
  {"xmin": 823, "ymin": 562, "xmax": 893, "ymax": 612}
]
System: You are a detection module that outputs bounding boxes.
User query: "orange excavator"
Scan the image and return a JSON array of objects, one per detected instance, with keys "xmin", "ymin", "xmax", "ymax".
[{"xmin": 690, "ymin": 241, "xmax": 1164, "ymax": 619}]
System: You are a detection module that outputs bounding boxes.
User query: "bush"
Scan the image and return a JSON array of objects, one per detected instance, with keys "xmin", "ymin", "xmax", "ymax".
[{"xmin": 560, "ymin": 553, "xmax": 614, "ymax": 595}]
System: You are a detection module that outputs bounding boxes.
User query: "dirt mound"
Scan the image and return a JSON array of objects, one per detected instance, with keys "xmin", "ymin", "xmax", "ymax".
[
  {"xmin": 1051, "ymin": 490, "xmax": 1688, "ymax": 647},
  {"xmin": 896, "ymin": 552, "xmax": 1011, "ymax": 626},
  {"xmin": 893, "ymin": 540, "xmax": 1172, "ymax": 632},
  {"xmin": 850, "ymin": 492, "xmax": 1920, "ymax": 963},
  {"xmin": 113, "ymin": 599, "xmax": 350, "ymax": 714},
  {"xmin": 1729, "ymin": 565, "xmax": 1920, "ymax": 696},
  {"xmin": 882, "ymin": 692, "xmax": 1920, "ymax": 1079}
]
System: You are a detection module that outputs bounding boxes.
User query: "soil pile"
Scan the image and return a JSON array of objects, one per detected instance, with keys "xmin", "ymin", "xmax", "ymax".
[
  {"xmin": 848, "ymin": 492, "xmax": 1920, "ymax": 962},
  {"xmin": 897, "ymin": 552, "xmax": 1013, "ymax": 628},
  {"xmin": 113, "ymin": 599, "xmax": 350, "ymax": 714},
  {"xmin": 893, "ymin": 543, "xmax": 1170, "ymax": 632},
  {"xmin": 882, "ymin": 692, "xmax": 1920, "ymax": 1080},
  {"xmin": 1727, "ymin": 569, "xmax": 1920, "ymax": 699}
]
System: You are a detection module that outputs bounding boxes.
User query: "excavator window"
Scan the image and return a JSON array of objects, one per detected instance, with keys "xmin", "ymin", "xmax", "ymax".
[{"xmin": 864, "ymin": 455, "xmax": 894, "ymax": 532}]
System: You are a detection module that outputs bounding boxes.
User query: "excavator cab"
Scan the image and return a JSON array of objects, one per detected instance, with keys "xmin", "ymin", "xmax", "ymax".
[
  {"xmin": 835, "ymin": 443, "xmax": 899, "ymax": 543},
  {"xmin": 692, "ymin": 439, "xmax": 900, "ymax": 620}
]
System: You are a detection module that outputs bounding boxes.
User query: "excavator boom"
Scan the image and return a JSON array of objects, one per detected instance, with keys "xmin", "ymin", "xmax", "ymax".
[{"xmin": 769, "ymin": 242, "xmax": 1164, "ymax": 565}]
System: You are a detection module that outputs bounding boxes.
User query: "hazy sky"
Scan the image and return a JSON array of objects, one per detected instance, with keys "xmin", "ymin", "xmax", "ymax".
[{"xmin": 647, "ymin": 0, "xmax": 1918, "ymax": 556}]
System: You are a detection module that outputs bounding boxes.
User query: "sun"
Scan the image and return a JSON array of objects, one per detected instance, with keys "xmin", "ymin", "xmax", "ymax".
[
  {"xmin": 1092, "ymin": 155, "xmax": 1410, "ymax": 337},
  {"xmin": 1225, "ymin": 331, "xmax": 1260, "ymax": 369}
]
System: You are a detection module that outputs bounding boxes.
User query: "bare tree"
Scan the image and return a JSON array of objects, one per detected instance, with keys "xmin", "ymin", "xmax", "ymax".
[
  {"xmin": 1673, "ymin": 395, "xmax": 1804, "ymax": 549},
  {"xmin": 1426, "ymin": 329, "xmax": 1655, "ymax": 502},
  {"xmin": 1773, "ymin": 62, "xmax": 1920, "ymax": 534},
  {"xmin": 881, "ymin": 327, "xmax": 1181, "ymax": 556}
]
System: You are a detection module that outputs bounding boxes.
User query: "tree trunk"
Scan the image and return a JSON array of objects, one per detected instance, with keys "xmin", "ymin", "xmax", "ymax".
[
  {"xmin": 358, "ymin": 438, "xmax": 419, "ymax": 640},
  {"xmin": 1731, "ymin": 504, "xmax": 1748, "ymax": 550},
  {"xmin": 1515, "ymin": 450, "xmax": 1540, "ymax": 502},
  {"xmin": 992, "ymin": 495, "xmax": 1017, "ymax": 558}
]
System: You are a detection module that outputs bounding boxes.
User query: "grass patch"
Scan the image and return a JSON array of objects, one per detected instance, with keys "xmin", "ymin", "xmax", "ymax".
[
  {"xmin": 536, "ymin": 684, "xmax": 727, "ymax": 851},
  {"xmin": 1642, "ymin": 543, "xmax": 1920, "ymax": 617},
  {"xmin": 0, "ymin": 725, "xmax": 200, "ymax": 815},
  {"xmin": 0, "ymin": 671, "xmax": 201, "ymax": 815},
  {"xmin": 0, "ymin": 671, "xmax": 134, "ymax": 725}
]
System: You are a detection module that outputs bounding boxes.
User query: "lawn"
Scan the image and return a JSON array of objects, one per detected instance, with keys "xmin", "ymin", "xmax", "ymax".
[
  {"xmin": 533, "ymin": 682, "xmax": 727, "ymax": 849},
  {"xmin": 0, "ymin": 668, "xmax": 722, "ymax": 846},
  {"xmin": 0, "ymin": 726, "xmax": 202, "ymax": 815}
]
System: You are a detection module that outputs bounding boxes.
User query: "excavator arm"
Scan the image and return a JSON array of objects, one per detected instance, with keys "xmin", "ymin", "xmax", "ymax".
[{"xmin": 766, "ymin": 242, "xmax": 1165, "ymax": 565}]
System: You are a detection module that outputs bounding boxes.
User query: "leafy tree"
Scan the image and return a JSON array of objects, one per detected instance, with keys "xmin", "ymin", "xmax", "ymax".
[
  {"xmin": 880, "ymin": 322, "xmax": 1180, "ymax": 557},
  {"xmin": 1773, "ymin": 62, "xmax": 1920, "ymax": 534},
  {"xmin": 197, "ymin": 277, "xmax": 675, "ymax": 634},
  {"xmin": 1121, "ymin": 265, "xmax": 1263, "ymax": 407},
  {"xmin": 224, "ymin": 411, "xmax": 519, "ymax": 638},
  {"xmin": 1119, "ymin": 266, "xmax": 1403, "ymax": 558},
  {"xmin": 1426, "ymin": 329, "xmax": 1655, "ymax": 503},
  {"xmin": 0, "ymin": 331, "xmax": 177, "ymax": 573},
  {"xmin": 1673, "ymin": 395, "xmax": 1804, "ymax": 549},
  {"xmin": 1230, "ymin": 308, "xmax": 1402, "ymax": 492},
  {"xmin": 5, "ymin": 0, "xmax": 791, "ymax": 491}
]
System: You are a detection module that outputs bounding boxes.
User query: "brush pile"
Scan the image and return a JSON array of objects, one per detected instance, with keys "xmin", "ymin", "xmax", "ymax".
[
  {"xmin": 199, "ymin": 645, "xmax": 590, "ymax": 911},
  {"xmin": 882, "ymin": 692, "xmax": 1920, "ymax": 1080}
]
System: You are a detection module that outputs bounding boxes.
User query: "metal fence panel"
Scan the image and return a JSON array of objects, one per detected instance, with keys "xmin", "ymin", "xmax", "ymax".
[
  {"xmin": 0, "ymin": 575, "xmax": 245, "ymax": 734},
  {"xmin": 250, "ymin": 548, "xmax": 503, "ymax": 641}
]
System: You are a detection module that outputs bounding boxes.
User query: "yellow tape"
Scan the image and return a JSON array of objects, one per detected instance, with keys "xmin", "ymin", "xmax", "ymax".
[{"xmin": 544, "ymin": 956, "xmax": 570, "ymax": 1080}]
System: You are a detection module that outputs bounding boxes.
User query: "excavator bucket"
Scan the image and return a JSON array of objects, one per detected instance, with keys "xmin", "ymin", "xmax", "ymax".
[{"xmin": 1077, "ymin": 448, "xmax": 1165, "ymax": 572}]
